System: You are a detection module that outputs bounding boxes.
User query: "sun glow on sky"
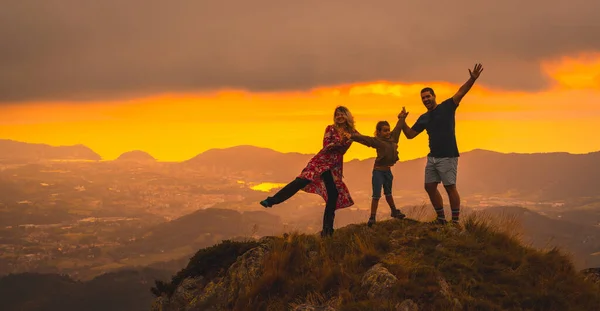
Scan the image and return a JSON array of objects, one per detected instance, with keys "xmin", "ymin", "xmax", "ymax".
[{"xmin": 1, "ymin": 53, "xmax": 600, "ymax": 162}]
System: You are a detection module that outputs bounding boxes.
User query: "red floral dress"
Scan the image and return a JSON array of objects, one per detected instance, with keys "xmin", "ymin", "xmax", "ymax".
[{"xmin": 298, "ymin": 125, "xmax": 355, "ymax": 209}]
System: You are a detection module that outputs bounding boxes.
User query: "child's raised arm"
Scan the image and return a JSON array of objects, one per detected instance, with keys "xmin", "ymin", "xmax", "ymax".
[
  {"xmin": 348, "ymin": 132, "xmax": 383, "ymax": 149},
  {"xmin": 392, "ymin": 107, "xmax": 408, "ymax": 142},
  {"xmin": 391, "ymin": 117, "xmax": 405, "ymax": 143}
]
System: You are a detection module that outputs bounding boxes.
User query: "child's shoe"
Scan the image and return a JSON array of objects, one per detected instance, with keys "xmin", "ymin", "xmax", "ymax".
[
  {"xmin": 391, "ymin": 209, "xmax": 406, "ymax": 219},
  {"xmin": 367, "ymin": 215, "xmax": 376, "ymax": 227}
]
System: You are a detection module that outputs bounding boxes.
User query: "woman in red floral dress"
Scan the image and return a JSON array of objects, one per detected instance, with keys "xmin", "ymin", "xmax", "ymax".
[{"xmin": 260, "ymin": 106, "xmax": 357, "ymax": 237}]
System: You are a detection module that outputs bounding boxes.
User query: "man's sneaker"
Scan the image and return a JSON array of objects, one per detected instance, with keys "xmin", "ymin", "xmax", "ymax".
[
  {"xmin": 429, "ymin": 218, "xmax": 448, "ymax": 225},
  {"xmin": 259, "ymin": 199, "xmax": 272, "ymax": 208},
  {"xmin": 391, "ymin": 209, "xmax": 406, "ymax": 219},
  {"xmin": 367, "ymin": 216, "xmax": 376, "ymax": 227}
]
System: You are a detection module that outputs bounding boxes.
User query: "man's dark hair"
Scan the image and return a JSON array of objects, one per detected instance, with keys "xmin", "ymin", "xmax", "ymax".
[{"xmin": 420, "ymin": 87, "xmax": 435, "ymax": 96}]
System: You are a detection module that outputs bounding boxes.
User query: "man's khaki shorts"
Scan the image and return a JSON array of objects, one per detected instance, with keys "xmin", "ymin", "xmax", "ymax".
[{"xmin": 425, "ymin": 157, "xmax": 458, "ymax": 186}]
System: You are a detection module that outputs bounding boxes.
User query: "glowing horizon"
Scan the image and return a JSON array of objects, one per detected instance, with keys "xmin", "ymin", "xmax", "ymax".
[{"xmin": 1, "ymin": 53, "xmax": 600, "ymax": 162}]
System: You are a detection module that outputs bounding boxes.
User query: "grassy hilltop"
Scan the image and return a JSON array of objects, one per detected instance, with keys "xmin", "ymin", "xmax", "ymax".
[{"xmin": 151, "ymin": 208, "xmax": 600, "ymax": 311}]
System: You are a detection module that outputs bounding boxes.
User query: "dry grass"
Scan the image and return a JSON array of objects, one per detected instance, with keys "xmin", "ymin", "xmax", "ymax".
[
  {"xmin": 461, "ymin": 208, "xmax": 525, "ymax": 241},
  {"xmin": 164, "ymin": 210, "xmax": 600, "ymax": 311},
  {"xmin": 401, "ymin": 202, "xmax": 436, "ymax": 222}
]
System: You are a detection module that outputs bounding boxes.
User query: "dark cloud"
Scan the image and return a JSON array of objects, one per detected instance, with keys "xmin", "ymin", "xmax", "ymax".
[{"xmin": 0, "ymin": 0, "xmax": 599, "ymax": 102}]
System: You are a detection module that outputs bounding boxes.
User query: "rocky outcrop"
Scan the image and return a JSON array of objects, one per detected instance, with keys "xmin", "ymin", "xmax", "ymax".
[
  {"xmin": 151, "ymin": 277, "xmax": 204, "ymax": 311},
  {"xmin": 582, "ymin": 267, "xmax": 600, "ymax": 285},
  {"xmin": 438, "ymin": 276, "xmax": 462, "ymax": 309},
  {"xmin": 291, "ymin": 304, "xmax": 337, "ymax": 311},
  {"xmin": 151, "ymin": 220, "xmax": 600, "ymax": 311},
  {"xmin": 152, "ymin": 244, "xmax": 270, "ymax": 311},
  {"xmin": 361, "ymin": 263, "xmax": 398, "ymax": 300},
  {"xmin": 395, "ymin": 299, "xmax": 419, "ymax": 311}
]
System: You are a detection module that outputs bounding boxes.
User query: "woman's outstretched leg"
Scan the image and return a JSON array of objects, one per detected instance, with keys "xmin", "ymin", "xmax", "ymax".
[
  {"xmin": 260, "ymin": 177, "xmax": 311, "ymax": 207},
  {"xmin": 320, "ymin": 170, "xmax": 339, "ymax": 237}
]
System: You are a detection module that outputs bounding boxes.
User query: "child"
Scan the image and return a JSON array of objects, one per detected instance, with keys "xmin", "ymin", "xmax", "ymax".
[{"xmin": 346, "ymin": 113, "xmax": 406, "ymax": 227}]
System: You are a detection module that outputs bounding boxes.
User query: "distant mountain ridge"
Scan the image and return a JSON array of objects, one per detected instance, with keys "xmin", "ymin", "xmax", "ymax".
[
  {"xmin": 3, "ymin": 139, "xmax": 600, "ymax": 200},
  {"xmin": 115, "ymin": 150, "xmax": 156, "ymax": 162},
  {"xmin": 182, "ymin": 145, "xmax": 315, "ymax": 179},
  {"xmin": 183, "ymin": 146, "xmax": 600, "ymax": 201},
  {"xmin": 0, "ymin": 139, "xmax": 101, "ymax": 161}
]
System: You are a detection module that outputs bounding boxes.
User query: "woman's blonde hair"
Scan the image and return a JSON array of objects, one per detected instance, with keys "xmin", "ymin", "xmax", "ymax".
[{"xmin": 334, "ymin": 106, "xmax": 355, "ymax": 132}]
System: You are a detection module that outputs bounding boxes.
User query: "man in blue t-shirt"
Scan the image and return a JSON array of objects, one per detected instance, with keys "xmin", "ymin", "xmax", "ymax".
[{"xmin": 399, "ymin": 63, "xmax": 484, "ymax": 225}]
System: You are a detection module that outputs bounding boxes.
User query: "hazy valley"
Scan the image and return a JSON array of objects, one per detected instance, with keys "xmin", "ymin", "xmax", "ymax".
[{"xmin": 1, "ymin": 139, "xmax": 599, "ymax": 310}]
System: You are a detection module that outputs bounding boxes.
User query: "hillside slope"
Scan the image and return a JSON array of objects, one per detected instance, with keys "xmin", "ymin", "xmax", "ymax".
[
  {"xmin": 151, "ymin": 215, "xmax": 600, "ymax": 311},
  {"xmin": 0, "ymin": 268, "xmax": 171, "ymax": 311}
]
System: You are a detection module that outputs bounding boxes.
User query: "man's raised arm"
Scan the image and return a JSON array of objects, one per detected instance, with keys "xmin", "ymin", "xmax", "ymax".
[
  {"xmin": 401, "ymin": 123, "xmax": 420, "ymax": 139},
  {"xmin": 398, "ymin": 107, "xmax": 420, "ymax": 139},
  {"xmin": 452, "ymin": 63, "xmax": 484, "ymax": 106}
]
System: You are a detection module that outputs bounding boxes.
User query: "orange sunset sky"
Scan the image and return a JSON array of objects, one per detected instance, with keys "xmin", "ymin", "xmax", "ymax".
[{"xmin": 1, "ymin": 1, "xmax": 599, "ymax": 162}]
